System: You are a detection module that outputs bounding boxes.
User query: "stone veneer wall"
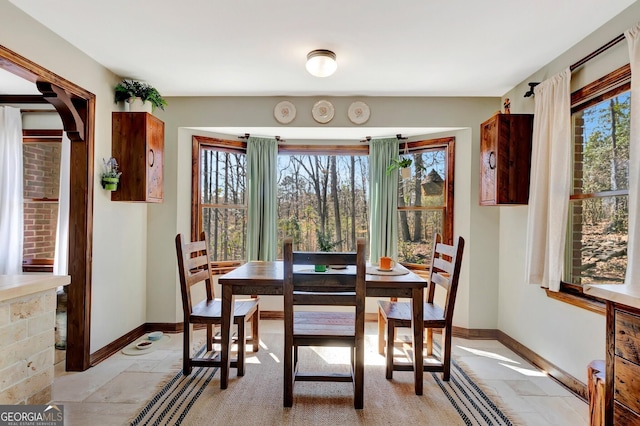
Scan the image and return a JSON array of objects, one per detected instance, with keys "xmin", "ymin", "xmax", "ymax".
[{"xmin": 0, "ymin": 288, "xmax": 56, "ymax": 404}]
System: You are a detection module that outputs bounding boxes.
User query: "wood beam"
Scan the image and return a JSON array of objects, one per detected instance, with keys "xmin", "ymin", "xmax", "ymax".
[{"xmin": 36, "ymin": 81, "xmax": 85, "ymax": 142}]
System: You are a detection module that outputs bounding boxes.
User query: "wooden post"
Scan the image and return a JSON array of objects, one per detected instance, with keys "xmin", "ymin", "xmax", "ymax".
[{"xmin": 588, "ymin": 359, "xmax": 606, "ymax": 426}]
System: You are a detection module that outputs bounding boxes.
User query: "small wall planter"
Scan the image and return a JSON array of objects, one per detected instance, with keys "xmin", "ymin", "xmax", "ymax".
[{"xmin": 102, "ymin": 177, "xmax": 119, "ymax": 191}]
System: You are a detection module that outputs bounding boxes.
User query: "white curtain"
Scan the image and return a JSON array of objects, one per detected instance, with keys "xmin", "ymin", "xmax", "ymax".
[
  {"xmin": 0, "ymin": 106, "xmax": 24, "ymax": 275},
  {"xmin": 54, "ymin": 132, "xmax": 70, "ymax": 275},
  {"xmin": 625, "ymin": 23, "xmax": 640, "ymax": 286},
  {"xmin": 524, "ymin": 68, "xmax": 572, "ymax": 291}
]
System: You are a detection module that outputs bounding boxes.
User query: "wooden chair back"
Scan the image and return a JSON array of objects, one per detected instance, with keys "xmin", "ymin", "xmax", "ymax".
[
  {"xmin": 175, "ymin": 232, "xmax": 260, "ymax": 376},
  {"xmin": 283, "ymin": 238, "xmax": 366, "ymax": 313},
  {"xmin": 282, "ymin": 237, "xmax": 367, "ymax": 409},
  {"xmin": 175, "ymin": 231, "xmax": 214, "ymax": 320},
  {"xmin": 425, "ymin": 233, "xmax": 465, "ymax": 324}
]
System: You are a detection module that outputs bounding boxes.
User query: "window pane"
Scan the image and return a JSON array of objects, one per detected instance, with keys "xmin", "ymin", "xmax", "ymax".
[
  {"xmin": 200, "ymin": 148, "xmax": 246, "ymax": 205},
  {"xmin": 398, "ymin": 210, "xmax": 443, "ymax": 265},
  {"xmin": 23, "ymin": 142, "xmax": 60, "ymax": 261},
  {"xmin": 566, "ymin": 196, "xmax": 628, "ymax": 284},
  {"xmin": 397, "ymin": 147, "xmax": 447, "ymax": 264},
  {"xmin": 23, "ymin": 201, "xmax": 58, "ymax": 259},
  {"xmin": 397, "ymin": 150, "xmax": 447, "ymax": 208},
  {"xmin": 276, "ymin": 155, "xmax": 369, "ymax": 258},
  {"xmin": 201, "ymin": 207, "xmax": 246, "ymax": 261},
  {"xmin": 23, "ymin": 142, "xmax": 61, "ymax": 199},
  {"xmin": 199, "ymin": 145, "xmax": 247, "ymax": 262},
  {"xmin": 573, "ymin": 92, "xmax": 630, "ymax": 194}
]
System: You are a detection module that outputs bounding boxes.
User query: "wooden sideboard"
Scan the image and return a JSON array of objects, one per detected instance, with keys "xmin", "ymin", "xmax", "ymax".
[{"xmin": 607, "ymin": 301, "xmax": 640, "ymax": 425}]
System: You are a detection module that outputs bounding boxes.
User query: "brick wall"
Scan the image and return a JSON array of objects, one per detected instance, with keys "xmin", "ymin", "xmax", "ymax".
[
  {"xmin": 571, "ymin": 115, "xmax": 584, "ymax": 284},
  {"xmin": 22, "ymin": 144, "xmax": 61, "ymax": 260}
]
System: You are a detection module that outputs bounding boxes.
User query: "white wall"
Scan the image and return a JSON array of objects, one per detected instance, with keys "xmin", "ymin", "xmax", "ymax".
[
  {"xmin": 149, "ymin": 96, "xmax": 501, "ymax": 329},
  {"xmin": 497, "ymin": 2, "xmax": 640, "ymax": 382},
  {"xmin": 0, "ymin": 2, "xmax": 149, "ymax": 352},
  {"xmin": 5, "ymin": 0, "xmax": 637, "ymax": 384}
]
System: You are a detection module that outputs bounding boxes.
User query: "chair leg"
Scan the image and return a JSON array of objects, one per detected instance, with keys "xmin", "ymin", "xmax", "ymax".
[
  {"xmin": 354, "ymin": 345, "xmax": 364, "ymax": 409},
  {"xmin": 385, "ymin": 320, "xmax": 395, "ymax": 379},
  {"xmin": 283, "ymin": 339, "xmax": 293, "ymax": 407},
  {"xmin": 183, "ymin": 322, "xmax": 192, "ymax": 375},
  {"xmin": 251, "ymin": 311, "xmax": 260, "ymax": 352},
  {"xmin": 377, "ymin": 308, "xmax": 386, "ymax": 355},
  {"xmin": 442, "ymin": 326, "xmax": 452, "ymax": 381},
  {"xmin": 236, "ymin": 320, "xmax": 246, "ymax": 376},
  {"xmin": 426, "ymin": 327, "xmax": 433, "ymax": 356},
  {"xmin": 206, "ymin": 324, "xmax": 213, "ymax": 352}
]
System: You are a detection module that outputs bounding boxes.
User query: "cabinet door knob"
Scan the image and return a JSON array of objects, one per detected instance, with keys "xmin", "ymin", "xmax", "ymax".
[
  {"xmin": 488, "ymin": 151, "xmax": 496, "ymax": 170},
  {"xmin": 149, "ymin": 149, "xmax": 155, "ymax": 167}
]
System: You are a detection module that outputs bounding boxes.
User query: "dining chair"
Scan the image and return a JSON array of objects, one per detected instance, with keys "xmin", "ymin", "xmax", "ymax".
[
  {"xmin": 283, "ymin": 237, "xmax": 366, "ymax": 409},
  {"xmin": 377, "ymin": 233, "xmax": 465, "ymax": 381},
  {"xmin": 175, "ymin": 232, "xmax": 259, "ymax": 376}
]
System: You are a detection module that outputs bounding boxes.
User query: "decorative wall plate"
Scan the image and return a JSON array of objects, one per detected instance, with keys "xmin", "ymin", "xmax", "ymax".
[
  {"xmin": 274, "ymin": 101, "xmax": 296, "ymax": 124},
  {"xmin": 312, "ymin": 100, "xmax": 335, "ymax": 124},
  {"xmin": 348, "ymin": 101, "xmax": 370, "ymax": 125}
]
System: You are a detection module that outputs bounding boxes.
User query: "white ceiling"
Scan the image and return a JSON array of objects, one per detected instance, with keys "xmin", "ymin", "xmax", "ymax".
[
  {"xmin": 6, "ymin": 0, "xmax": 636, "ymax": 97},
  {"xmin": 2, "ymin": 0, "xmax": 636, "ymax": 140}
]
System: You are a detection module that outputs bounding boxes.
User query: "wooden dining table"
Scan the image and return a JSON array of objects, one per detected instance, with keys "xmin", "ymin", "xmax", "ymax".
[{"xmin": 218, "ymin": 261, "xmax": 428, "ymax": 395}]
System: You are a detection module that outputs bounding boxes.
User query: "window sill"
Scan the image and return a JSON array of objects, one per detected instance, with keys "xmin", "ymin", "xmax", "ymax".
[
  {"xmin": 209, "ymin": 260, "xmax": 243, "ymax": 275},
  {"xmin": 544, "ymin": 282, "xmax": 606, "ymax": 315}
]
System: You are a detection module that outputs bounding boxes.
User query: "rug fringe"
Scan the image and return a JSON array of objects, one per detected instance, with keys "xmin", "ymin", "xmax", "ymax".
[{"xmin": 452, "ymin": 356, "xmax": 527, "ymax": 426}]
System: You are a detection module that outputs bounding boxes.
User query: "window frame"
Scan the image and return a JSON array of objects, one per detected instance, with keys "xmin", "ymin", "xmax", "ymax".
[
  {"xmin": 192, "ymin": 135, "xmax": 247, "ymax": 274},
  {"xmin": 21, "ymin": 129, "xmax": 63, "ymax": 273},
  {"xmin": 397, "ymin": 137, "xmax": 455, "ymax": 273},
  {"xmin": 554, "ymin": 63, "xmax": 631, "ymax": 313},
  {"xmin": 192, "ymin": 135, "xmax": 455, "ymax": 274}
]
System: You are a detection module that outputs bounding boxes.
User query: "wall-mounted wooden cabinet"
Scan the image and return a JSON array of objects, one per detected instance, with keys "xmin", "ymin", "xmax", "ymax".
[
  {"xmin": 111, "ymin": 112, "xmax": 164, "ymax": 203},
  {"xmin": 479, "ymin": 113, "xmax": 533, "ymax": 205}
]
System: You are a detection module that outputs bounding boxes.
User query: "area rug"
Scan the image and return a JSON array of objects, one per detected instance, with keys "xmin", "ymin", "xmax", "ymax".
[{"xmin": 130, "ymin": 333, "xmax": 515, "ymax": 426}]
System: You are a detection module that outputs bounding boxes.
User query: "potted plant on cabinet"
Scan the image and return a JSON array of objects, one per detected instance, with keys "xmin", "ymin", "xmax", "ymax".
[
  {"xmin": 386, "ymin": 156, "xmax": 413, "ymax": 179},
  {"xmin": 101, "ymin": 157, "xmax": 122, "ymax": 191},
  {"xmin": 114, "ymin": 79, "xmax": 168, "ymax": 112}
]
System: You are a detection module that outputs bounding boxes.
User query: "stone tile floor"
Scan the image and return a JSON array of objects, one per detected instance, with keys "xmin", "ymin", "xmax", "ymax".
[{"xmin": 52, "ymin": 320, "xmax": 588, "ymax": 425}]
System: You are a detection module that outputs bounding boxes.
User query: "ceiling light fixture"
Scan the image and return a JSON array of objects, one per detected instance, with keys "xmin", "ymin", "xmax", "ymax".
[{"xmin": 306, "ymin": 49, "xmax": 337, "ymax": 78}]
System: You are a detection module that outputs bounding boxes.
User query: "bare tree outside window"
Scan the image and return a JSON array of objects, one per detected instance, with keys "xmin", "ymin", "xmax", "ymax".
[
  {"xmin": 193, "ymin": 136, "xmax": 454, "ymax": 270},
  {"xmin": 276, "ymin": 155, "xmax": 369, "ymax": 257},
  {"xmin": 567, "ymin": 91, "xmax": 630, "ymax": 285},
  {"xmin": 397, "ymin": 147, "xmax": 449, "ymax": 265}
]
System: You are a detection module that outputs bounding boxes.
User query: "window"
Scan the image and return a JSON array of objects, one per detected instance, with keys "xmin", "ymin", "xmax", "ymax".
[
  {"xmin": 564, "ymin": 65, "xmax": 630, "ymax": 291},
  {"xmin": 192, "ymin": 136, "xmax": 247, "ymax": 272},
  {"xmin": 396, "ymin": 138, "xmax": 455, "ymax": 268},
  {"xmin": 276, "ymin": 152, "xmax": 369, "ymax": 257},
  {"xmin": 192, "ymin": 136, "xmax": 454, "ymax": 271},
  {"xmin": 22, "ymin": 129, "xmax": 62, "ymax": 272}
]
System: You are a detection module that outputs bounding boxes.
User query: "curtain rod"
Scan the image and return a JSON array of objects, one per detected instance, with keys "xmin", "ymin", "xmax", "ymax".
[
  {"xmin": 525, "ymin": 33, "xmax": 625, "ymax": 97},
  {"xmin": 237, "ymin": 133, "xmax": 286, "ymax": 142},
  {"xmin": 570, "ymin": 33, "xmax": 625, "ymax": 72}
]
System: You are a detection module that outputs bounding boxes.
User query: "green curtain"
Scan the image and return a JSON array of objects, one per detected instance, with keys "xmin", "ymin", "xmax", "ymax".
[
  {"xmin": 246, "ymin": 136, "xmax": 278, "ymax": 261},
  {"xmin": 368, "ymin": 137, "xmax": 399, "ymax": 263}
]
